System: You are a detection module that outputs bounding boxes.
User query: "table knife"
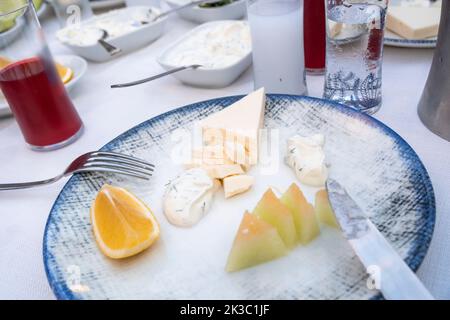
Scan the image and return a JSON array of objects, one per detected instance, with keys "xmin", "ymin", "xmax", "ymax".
[{"xmin": 326, "ymin": 178, "xmax": 434, "ymax": 300}]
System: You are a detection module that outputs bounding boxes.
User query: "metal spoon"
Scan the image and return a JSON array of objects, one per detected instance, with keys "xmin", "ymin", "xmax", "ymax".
[
  {"xmin": 111, "ymin": 65, "xmax": 202, "ymax": 88},
  {"xmin": 98, "ymin": 29, "xmax": 122, "ymax": 56}
]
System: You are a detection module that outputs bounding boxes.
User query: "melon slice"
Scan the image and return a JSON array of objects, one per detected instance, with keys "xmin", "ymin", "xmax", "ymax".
[
  {"xmin": 281, "ymin": 183, "xmax": 320, "ymax": 244},
  {"xmin": 253, "ymin": 189, "xmax": 297, "ymax": 248},
  {"xmin": 315, "ymin": 189, "xmax": 340, "ymax": 229},
  {"xmin": 226, "ymin": 212, "xmax": 288, "ymax": 272}
]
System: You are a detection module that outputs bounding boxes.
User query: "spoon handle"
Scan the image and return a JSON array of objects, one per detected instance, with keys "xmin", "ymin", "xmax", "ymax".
[
  {"xmin": 98, "ymin": 39, "xmax": 122, "ymax": 56},
  {"xmin": 110, "ymin": 65, "xmax": 202, "ymax": 88}
]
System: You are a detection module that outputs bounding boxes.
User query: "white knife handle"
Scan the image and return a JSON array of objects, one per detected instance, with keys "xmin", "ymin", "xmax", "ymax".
[{"xmin": 349, "ymin": 222, "xmax": 434, "ymax": 300}]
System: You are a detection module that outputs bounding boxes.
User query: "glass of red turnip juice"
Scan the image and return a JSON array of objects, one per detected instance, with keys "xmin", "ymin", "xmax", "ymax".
[{"xmin": 0, "ymin": 0, "xmax": 83, "ymax": 150}]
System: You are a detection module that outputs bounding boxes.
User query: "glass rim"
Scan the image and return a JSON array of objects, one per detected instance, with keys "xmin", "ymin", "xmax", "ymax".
[{"xmin": 0, "ymin": 4, "xmax": 29, "ymax": 18}]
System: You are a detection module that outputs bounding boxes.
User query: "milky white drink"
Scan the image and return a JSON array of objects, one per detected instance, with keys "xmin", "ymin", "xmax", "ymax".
[{"xmin": 247, "ymin": 0, "xmax": 307, "ymax": 95}]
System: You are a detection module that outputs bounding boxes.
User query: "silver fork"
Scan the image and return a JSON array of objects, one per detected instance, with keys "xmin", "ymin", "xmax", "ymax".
[{"xmin": 0, "ymin": 151, "xmax": 154, "ymax": 191}]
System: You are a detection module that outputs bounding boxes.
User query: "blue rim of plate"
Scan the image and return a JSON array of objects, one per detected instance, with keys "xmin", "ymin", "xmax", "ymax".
[
  {"xmin": 384, "ymin": 37, "xmax": 437, "ymax": 48},
  {"xmin": 43, "ymin": 94, "xmax": 436, "ymax": 300}
]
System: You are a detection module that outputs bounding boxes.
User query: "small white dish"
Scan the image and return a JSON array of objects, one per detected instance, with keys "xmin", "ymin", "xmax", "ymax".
[
  {"xmin": 56, "ymin": 6, "xmax": 167, "ymax": 62},
  {"xmin": 157, "ymin": 20, "xmax": 252, "ymax": 88},
  {"xmin": 164, "ymin": 0, "xmax": 246, "ymax": 24},
  {"xmin": 0, "ymin": 18, "xmax": 25, "ymax": 49},
  {"xmin": 384, "ymin": 30, "xmax": 437, "ymax": 48},
  {"xmin": 0, "ymin": 54, "xmax": 88, "ymax": 117},
  {"xmin": 56, "ymin": 55, "xmax": 89, "ymax": 92}
]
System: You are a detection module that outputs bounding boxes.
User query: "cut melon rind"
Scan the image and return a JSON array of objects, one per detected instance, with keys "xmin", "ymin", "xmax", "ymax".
[
  {"xmin": 315, "ymin": 189, "xmax": 340, "ymax": 229},
  {"xmin": 253, "ymin": 189, "xmax": 297, "ymax": 248},
  {"xmin": 226, "ymin": 212, "xmax": 288, "ymax": 272},
  {"xmin": 281, "ymin": 183, "xmax": 320, "ymax": 244}
]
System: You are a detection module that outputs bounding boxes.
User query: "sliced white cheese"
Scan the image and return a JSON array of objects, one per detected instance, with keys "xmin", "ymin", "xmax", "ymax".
[
  {"xmin": 198, "ymin": 88, "xmax": 266, "ymax": 166},
  {"xmin": 223, "ymin": 175, "xmax": 254, "ymax": 199},
  {"xmin": 387, "ymin": 6, "xmax": 441, "ymax": 39},
  {"xmin": 202, "ymin": 164, "xmax": 244, "ymax": 179}
]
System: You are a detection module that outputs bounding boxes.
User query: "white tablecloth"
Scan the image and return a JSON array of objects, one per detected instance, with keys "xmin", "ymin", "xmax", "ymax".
[{"xmin": 0, "ymin": 13, "xmax": 449, "ymax": 300}]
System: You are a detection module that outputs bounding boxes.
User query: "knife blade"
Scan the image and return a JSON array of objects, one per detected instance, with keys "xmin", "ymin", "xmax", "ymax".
[{"xmin": 326, "ymin": 178, "xmax": 433, "ymax": 300}]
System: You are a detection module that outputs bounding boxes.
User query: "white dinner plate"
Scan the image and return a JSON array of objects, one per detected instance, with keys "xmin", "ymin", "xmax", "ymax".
[{"xmin": 43, "ymin": 95, "xmax": 435, "ymax": 300}]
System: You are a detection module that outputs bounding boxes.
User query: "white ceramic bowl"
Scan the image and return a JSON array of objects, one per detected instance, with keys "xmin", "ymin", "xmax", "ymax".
[
  {"xmin": 0, "ymin": 55, "xmax": 88, "ymax": 117},
  {"xmin": 56, "ymin": 55, "xmax": 89, "ymax": 92},
  {"xmin": 157, "ymin": 20, "xmax": 252, "ymax": 88},
  {"xmin": 164, "ymin": 0, "xmax": 246, "ymax": 23},
  {"xmin": 57, "ymin": 6, "xmax": 167, "ymax": 62}
]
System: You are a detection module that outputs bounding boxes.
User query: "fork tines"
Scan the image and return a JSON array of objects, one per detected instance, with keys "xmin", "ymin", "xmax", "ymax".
[{"xmin": 86, "ymin": 151, "xmax": 154, "ymax": 180}]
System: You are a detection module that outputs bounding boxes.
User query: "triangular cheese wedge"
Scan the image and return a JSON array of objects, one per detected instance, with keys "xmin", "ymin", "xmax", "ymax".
[
  {"xmin": 198, "ymin": 88, "xmax": 266, "ymax": 165},
  {"xmin": 387, "ymin": 6, "xmax": 441, "ymax": 39}
]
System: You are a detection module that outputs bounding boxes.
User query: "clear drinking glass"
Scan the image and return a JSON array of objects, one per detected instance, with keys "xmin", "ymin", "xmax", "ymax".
[
  {"xmin": 0, "ymin": 0, "xmax": 83, "ymax": 150},
  {"xmin": 323, "ymin": 0, "xmax": 388, "ymax": 114},
  {"xmin": 50, "ymin": 0, "xmax": 93, "ymax": 27},
  {"xmin": 247, "ymin": 0, "xmax": 307, "ymax": 95}
]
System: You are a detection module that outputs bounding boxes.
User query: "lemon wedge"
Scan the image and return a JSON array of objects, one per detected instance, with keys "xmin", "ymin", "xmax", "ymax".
[
  {"xmin": 90, "ymin": 184, "xmax": 160, "ymax": 259},
  {"xmin": 55, "ymin": 63, "xmax": 73, "ymax": 84}
]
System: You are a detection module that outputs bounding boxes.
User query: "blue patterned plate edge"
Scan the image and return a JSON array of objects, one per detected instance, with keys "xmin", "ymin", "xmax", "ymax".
[{"xmin": 43, "ymin": 94, "xmax": 436, "ymax": 300}]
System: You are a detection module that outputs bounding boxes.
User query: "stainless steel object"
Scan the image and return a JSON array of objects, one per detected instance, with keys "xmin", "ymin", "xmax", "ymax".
[
  {"xmin": 418, "ymin": 1, "xmax": 450, "ymax": 141},
  {"xmin": 326, "ymin": 179, "xmax": 434, "ymax": 300},
  {"xmin": 98, "ymin": 29, "xmax": 122, "ymax": 56},
  {"xmin": 0, "ymin": 151, "xmax": 154, "ymax": 190},
  {"xmin": 110, "ymin": 64, "xmax": 202, "ymax": 88}
]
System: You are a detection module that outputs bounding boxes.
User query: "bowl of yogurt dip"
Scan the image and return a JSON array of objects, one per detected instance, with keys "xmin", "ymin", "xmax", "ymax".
[
  {"xmin": 56, "ymin": 6, "xmax": 167, "ymax": 62},
  {"xmin": 164, "ymin": 0, "xmax": 246, "ymax": 24},
  {"xmin": 157, "ymin": 20, "xmax": 252, "ymax": 88}
]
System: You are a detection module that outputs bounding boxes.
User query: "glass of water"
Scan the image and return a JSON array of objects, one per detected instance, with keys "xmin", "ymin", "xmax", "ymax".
[
  {"xmin": 247, "ymin": 0, "xmax": 307, "ymax": 95},
  {"xmin": 323, "ymin": 0, "xmax": 388, "ymax": 114}
]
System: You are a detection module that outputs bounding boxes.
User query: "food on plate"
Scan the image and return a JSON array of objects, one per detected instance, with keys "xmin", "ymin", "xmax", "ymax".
[
  {"xmin": 198, "ymin": 87, "xmax": 265, "ymax": 166},
  {"xmin": 253, "ymin": 189, "xmax": 297, "ymax": 248},
  {"xmin": 286, "ymin": 134, "xmax": 328, "ymax": 187},
  {"xmin": 90, "ymin": 184, "xmax": 160, "ymax": 259},
  {"xmin": 0, "ymin": 0, "xmax": 25, "ymax": 33},
  {"xmin": 55, "ymin": 63, "xmax": 74, "ymax": 84},
  {"xmin": 201, "ymin": 164, "xmax": 244, "ymax": 179},
  {"xmin": 56, "ymin": 6, "xmax": 161, "ymax": 46},
  {"xmin": 315, "ymin": 189, "xmax": 339, "ymax": 229},
  {"xmin": 226, "ymin": 212, "xmax": 288, "ymax": 272},
  {"xmin": 199, "ymin": 0, "xmax": 239, "ymax": 8},
  {"xmin": 33, "ymin": 0, "xmax": 43, "ymax": 10},
  {"xmin": 386, "ymin": 6, "xmax": 441, "ymax": 39},
  {"xmin": 223, "ymin": 174, "xmax": 254, "ymax": 198},
  {"xmin": 163, "ymin": 168, "xmax": 218, "ymax": 227},
  {"xmin": 159, "ymin": 20, "xmax": 251, "ymax": 69},
  {"xmin": 280, "ymin": 183, "xmax": 320, "ymax": 244}
]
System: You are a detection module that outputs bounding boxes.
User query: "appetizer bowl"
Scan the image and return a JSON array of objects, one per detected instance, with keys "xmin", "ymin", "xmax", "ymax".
[
  {"xmin": 164, "ymin": 0, "xmax": 246, "ymax": 24},
  {"xmin": 56, "ymin": 6, "xmax": 167, "ymax": 62},
  {"xmin": 157, "ymin": 20, "xmax": 252, "ymax": 88}
]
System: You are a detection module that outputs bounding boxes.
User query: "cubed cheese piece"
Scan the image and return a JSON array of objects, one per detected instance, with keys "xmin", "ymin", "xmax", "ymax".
[
  {"xmin": 387, "ymin": 6, "xmax": 441, "ymax": 39},
  {"xmin": 198, "ymin": 88, "xmax": 266, "ymax": 165},
  {"xmin": 203, "ymin": 164, "xmax": 244, "ymax": 180},
  {"xmin": 187, "ymin": 147, "xmax": 235, "ymax": 167},
  {"xmin": 224, "ymin": 141, "xmax": 252, "ymax": 169},
  {"xmin": 223, "ymin": 175, "xmax": 254, "ymax": 198}
]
